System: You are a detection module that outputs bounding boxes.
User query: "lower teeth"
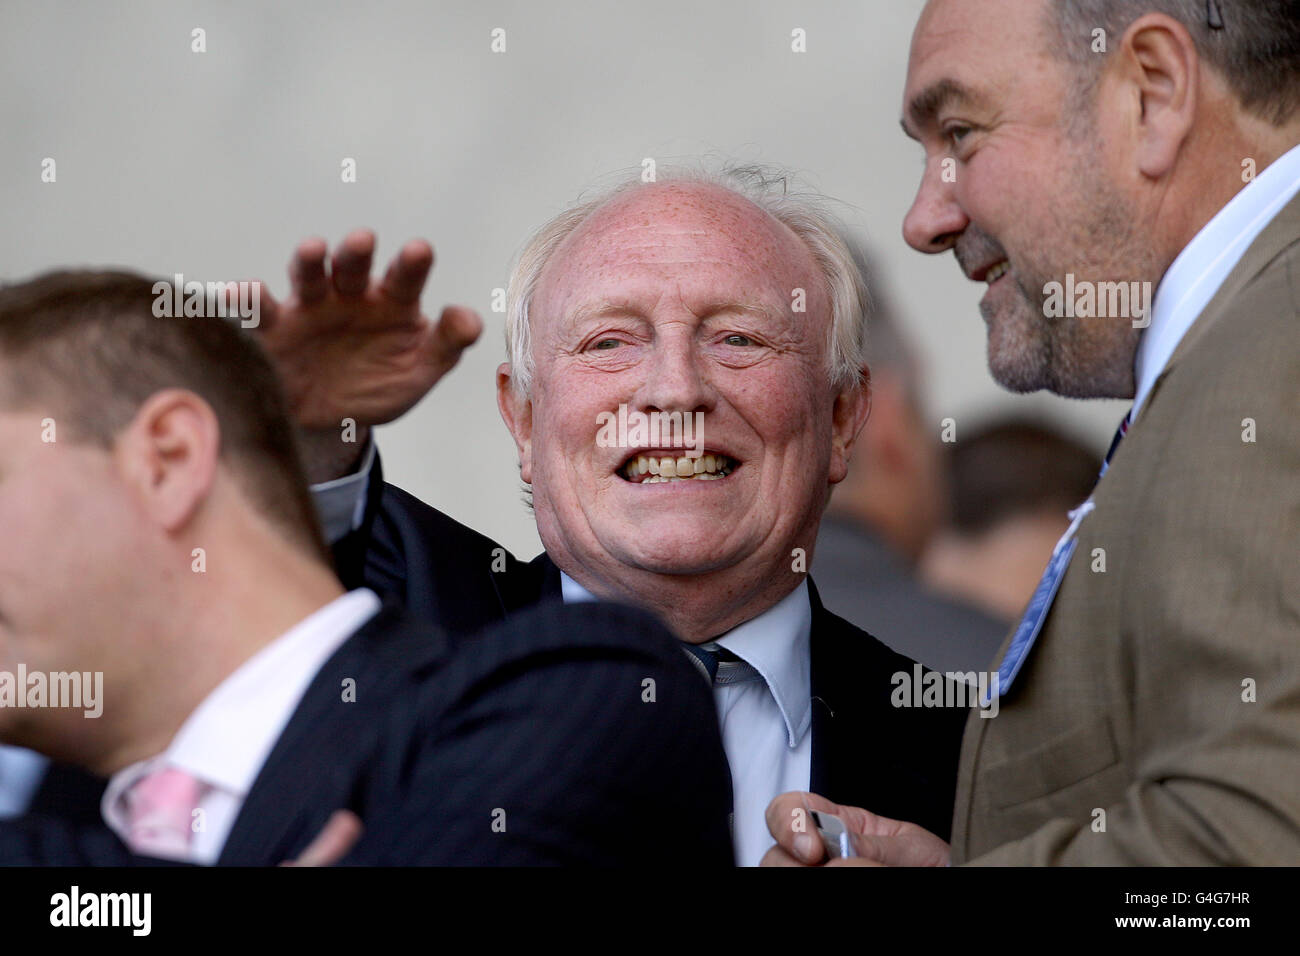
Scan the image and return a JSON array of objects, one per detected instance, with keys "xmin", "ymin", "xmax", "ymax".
[{"xmin": 639, "ymin": 470, "xmax": 730, "ymax": 484}]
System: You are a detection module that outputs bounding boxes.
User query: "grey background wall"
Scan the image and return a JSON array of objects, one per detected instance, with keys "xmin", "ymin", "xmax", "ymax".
[{"xmin": 1, "ymin": 0, "xmax": 1126, "ymax": 558}]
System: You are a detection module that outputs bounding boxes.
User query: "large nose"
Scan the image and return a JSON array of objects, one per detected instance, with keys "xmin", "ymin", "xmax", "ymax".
[
  {"xmin": 636, "ymin": 327, "xmax": 715, "ymax": 416},
  {"xmin": 903, "ymin": 157, "xmax": 968, "ymax": 254}
]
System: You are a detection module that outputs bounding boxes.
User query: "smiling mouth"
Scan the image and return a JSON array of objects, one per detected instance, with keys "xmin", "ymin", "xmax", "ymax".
[
  {"xmin": 984, "ymin": 260, "xmax": 1010, "ymax": 285},
  {"xmin": 620, "ymin": 452, "xmax": 737, "ymax": 484}
]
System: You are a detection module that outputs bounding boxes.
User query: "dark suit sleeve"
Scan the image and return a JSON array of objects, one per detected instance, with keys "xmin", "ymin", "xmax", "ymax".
[
  {"xmin": 327, "ymin": 449, "xmax": 522, "ymax": 635},
  {"xmin": 0, "ymin": 816, "xmax": 180, "ymax": 866},
  {"xmin": 26, "ymin": 763, "xmax": 108, "ymax": 827},
  {"xmin": 343, "ymin": 601, "xmax": 735, "ymax": 866}
]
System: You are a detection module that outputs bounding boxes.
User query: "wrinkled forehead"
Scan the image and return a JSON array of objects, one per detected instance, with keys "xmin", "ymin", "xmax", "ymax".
[
  {"xmin": 532, "ymin": 182, "xmax": 824, "ymax": 331},
  {"xmin": 904, "ymin": 0, "xmax": 1056, "ymax": 132}
]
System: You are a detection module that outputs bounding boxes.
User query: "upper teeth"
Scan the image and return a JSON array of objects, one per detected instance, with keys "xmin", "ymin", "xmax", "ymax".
[
  {"xmin": 623, "ymin": 454, "xmax": 732, "ymax": 483},
  {"xmin": 986, "ymin": 261, "xmax": 1010, "ymax": 284}
]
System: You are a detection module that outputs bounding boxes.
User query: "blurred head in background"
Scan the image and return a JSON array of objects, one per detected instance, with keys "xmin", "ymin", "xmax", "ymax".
[{"xmin": 919, "ymin": 419, "xmax": 1101, "ymax": 620}]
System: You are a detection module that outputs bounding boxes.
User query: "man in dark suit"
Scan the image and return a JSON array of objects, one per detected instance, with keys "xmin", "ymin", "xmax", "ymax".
[
  {"xmin": 255, "ymin": 166, "xmax": 969, "ymax": 865},
  {"xmin": 340, "ymin": 459, "xmax": 962, "ymax": 848},
  {"xmin": 0, "ymin": 270, "xmax": 732, "ymax": 866}
]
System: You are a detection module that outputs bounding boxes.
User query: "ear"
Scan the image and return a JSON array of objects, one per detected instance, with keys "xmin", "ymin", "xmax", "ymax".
[
  {"xmin": 496, "ymin": 363, "xmax": 534, "ymax": 484},
  {"xmin": 828, "ymin": 366, "xmax": 872, "ymax": 485},
  {"xmin": 113, "ymin": 389, "xmax": 220, "ymax": 534},
  {"xmin": 1115, "ymin": 13, "xmax": 1199, "ymax": 179}
]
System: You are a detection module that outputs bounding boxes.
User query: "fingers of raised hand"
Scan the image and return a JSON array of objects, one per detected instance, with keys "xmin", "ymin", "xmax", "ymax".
[
  {"xmin": 289, "ymin": 238, "xmax": 330, "ymax": 305},
  {"xmin": 431, "ymin": 304, "xmax": 484, "ymax": 355},
  {"xmin": 330, "ymin": 229, "xmax": 376, "ymax": 297},
  {"xmin": 380, "ymin": 239, "xmax": 435, "ymax": 305}
]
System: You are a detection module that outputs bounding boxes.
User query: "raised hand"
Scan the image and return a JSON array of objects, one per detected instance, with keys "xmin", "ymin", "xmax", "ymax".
[{"xmin": 251, "ymin": 229, "xmax": 483, "ymax": 480}]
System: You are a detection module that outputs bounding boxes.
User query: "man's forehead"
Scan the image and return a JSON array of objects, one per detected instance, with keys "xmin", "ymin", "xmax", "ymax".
[
  {"xmin": 535, "ymin": 183, "xmax": 819, "ymax": 317},
  {"xmin": 903, "ymin": 0, "xmax": 1048, "ymax": 133}
]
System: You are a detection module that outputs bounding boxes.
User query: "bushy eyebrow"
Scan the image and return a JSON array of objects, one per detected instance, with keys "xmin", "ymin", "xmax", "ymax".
[
  {"xmin": 901, "ymin": 77, "xmax": 988, "ymax": 139},
  {"xmin": 567, "ymin": 299, "xmax": 784, "ymax": 326}
]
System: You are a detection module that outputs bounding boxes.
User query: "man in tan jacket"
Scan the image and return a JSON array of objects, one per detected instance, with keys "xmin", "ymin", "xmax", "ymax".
[{"xmin": 764, "ymin": 0, "xmax": 1300, "ymax": 865}]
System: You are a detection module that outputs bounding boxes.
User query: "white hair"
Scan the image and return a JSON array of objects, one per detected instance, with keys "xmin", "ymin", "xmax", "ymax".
[{"xmin": 504, "ymin": 162, "xmax": 870, "ymax": 396}]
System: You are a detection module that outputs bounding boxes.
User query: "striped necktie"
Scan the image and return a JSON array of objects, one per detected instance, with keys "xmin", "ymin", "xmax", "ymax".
[
  {"xmin": 682, "ymin": 643, "xmax": 762, "ymax": 686},
  {"xmin": 1098, "ymin": 409, "xmax": 1132, "ymax": 480}
]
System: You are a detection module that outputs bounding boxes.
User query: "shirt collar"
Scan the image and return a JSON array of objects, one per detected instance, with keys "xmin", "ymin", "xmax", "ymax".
[
  {"xmin": 1133, "ymin": 141, "xmax": 1300, "ymax": 419},
  {"xmin": 712, "ymin": 581, "xmax": 812, "ymax": 749},
  {"xmin": 103, "ymin": 589, "xmax": 380, "ymax": 829},
  {"xmin": 559, "ymin": 573, "xmax": 813, "ymax": 749}
]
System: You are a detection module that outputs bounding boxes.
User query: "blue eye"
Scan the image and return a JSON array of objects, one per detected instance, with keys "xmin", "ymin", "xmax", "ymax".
[
  {"xmin": 724, "ymin": 334, "xmax": 753, "ymax": 347},
  {"xmin": 593, "ymin": 338, "xmax": 621, "ymax": 350}
]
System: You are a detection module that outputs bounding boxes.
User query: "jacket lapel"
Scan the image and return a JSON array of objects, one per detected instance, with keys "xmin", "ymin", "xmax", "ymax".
[
  {"xmin": 1148, "ymin": 189, "xmax": 1300, "ymax": 410},
  {"xmin": 807, "ymin": 580, "xmax": 856, "ymax": 800},
  {"xmin": 807, "ymin": 580, "xmax": 965, "ymax": 840}
]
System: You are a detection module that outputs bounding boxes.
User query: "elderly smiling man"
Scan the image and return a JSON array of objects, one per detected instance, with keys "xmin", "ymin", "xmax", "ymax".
[{"xmin": 253, "ymin": 166, "xmax": 967, "ymax": 867}]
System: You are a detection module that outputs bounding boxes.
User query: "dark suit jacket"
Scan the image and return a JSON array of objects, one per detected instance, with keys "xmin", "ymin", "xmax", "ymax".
[
  {"xmin": 335, "ymin": 461, "xmax": 966, "ymax": 841},
  {"xmin": 2, "ymin": 600, "xmax": 733, "ymax": 866},
  {"xmin": 27, "ymin": 762, "xmax": 106, "ymax": 828}
]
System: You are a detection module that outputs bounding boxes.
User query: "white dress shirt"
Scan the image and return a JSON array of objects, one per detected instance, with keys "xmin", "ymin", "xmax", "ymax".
[
  {"xmin": 562, "ymin": 573, "xmax": 812, "ymax": 867},
  {"xmin": 1133, "ymin": 142, "xmax": 1300, "ymax": 420},
  {"xmin": 102, "ymin": 588, "xmax": 381, "ymax": 863}
]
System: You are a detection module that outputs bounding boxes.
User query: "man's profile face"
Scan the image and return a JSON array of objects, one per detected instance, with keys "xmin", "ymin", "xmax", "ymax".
[
  {"xmin": 511, "ymin": 182, "xmax": 858, "ymax": 605},
  {"xmin": 0, "ymin": 392, "xmax": 139, "ymax": 749},
  {"xmin": 900, "ymin": 0, "xmax": 1149, "ymax": 398}
]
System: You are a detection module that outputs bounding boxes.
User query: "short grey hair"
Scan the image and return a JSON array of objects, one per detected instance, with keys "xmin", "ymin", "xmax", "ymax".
[
  {"xmin": 504, "ymin": 163, "xmax": 870, "ymax": 396},
  {"xmin": 1051, "ymin": 1, "xmax": 1300, "ymax": 125}
]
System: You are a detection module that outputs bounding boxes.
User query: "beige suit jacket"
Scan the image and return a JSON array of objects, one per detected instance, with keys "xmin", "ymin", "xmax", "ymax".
[{"xmin": 953, "ymin": 189, "xmax": 1300, "ymax": 865}]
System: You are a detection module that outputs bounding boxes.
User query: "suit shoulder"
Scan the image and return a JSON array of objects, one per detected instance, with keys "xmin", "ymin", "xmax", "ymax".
[
  {"xmin": 356, "ymin": 600, "xmax": 732, "ymax": 865},
  {"xmin": 379, "ymin": 481, "xmax": 515, "ymax": 561},
  {"xmin": 340, "ymin": 601, "xmax": 456, "ymax": 681},
  {"xmin": 451, "ymin": 599, "xmax": 690, "ymax": 674}
]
